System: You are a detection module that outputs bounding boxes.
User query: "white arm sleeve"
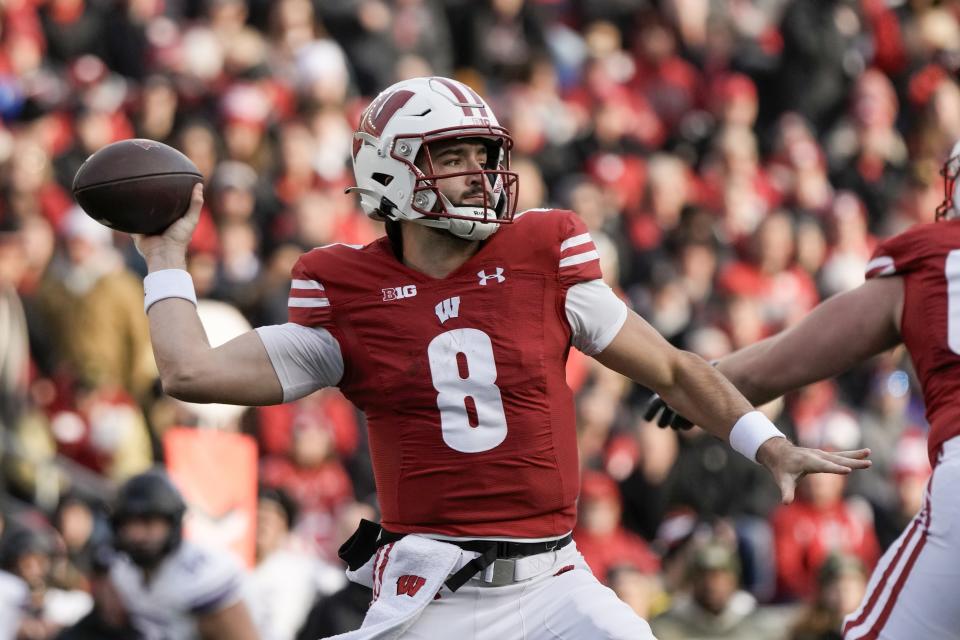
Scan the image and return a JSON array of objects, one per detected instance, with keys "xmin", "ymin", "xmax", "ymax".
[
  {"xmin": 255, "ymin": 323, "xmax": 345, "ymax": 402},
  {"xmin": 564, "ymin": 279, "xmax": 629, "ymax": 356}
]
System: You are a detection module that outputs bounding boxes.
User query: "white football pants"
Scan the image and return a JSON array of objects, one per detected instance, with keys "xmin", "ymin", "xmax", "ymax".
[
  {"xmin": 842, "ymin": 437, "xmax": 960, "ymax": 639},
  {"xmin": 400, "ymin": 540, "xmax": 655, "ymax": 640}
]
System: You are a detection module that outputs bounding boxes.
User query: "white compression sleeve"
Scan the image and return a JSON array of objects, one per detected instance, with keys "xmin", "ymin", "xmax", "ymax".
[
  {"xmin": 564, "ymin": 280, "xmax": 629, "ymax": 356},
  {"xmin": 255, "ymin": 323, "xmax": 345, "ymax": 402}
]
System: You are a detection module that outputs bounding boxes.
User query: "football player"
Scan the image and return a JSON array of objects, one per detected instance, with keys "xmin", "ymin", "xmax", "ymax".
[
  {"xmin": 646, "ymin": 141, "xmax": 960, "ymax": 639},
  {"xmin": 107, "ymin": 470, "xmax": 258, "ymax": 639},
  {"xmin": 134, "ymin": 77, "xmax": 869, "ymax": 639}
]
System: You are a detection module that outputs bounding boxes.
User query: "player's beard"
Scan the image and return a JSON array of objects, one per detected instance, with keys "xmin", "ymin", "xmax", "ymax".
[{"xmin": 117, "ymin": 538, "xmax": 169, "ymax": 570}]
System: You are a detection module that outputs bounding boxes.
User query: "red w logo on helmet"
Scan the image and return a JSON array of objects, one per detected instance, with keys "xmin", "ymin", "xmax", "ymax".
[
  {"xmin": 396, "ymin": 574, "xmax": 427, "ymax": 597},
  {"xmin": 353, "ymin": 89, "xmax": 415, "ymax": 158}
]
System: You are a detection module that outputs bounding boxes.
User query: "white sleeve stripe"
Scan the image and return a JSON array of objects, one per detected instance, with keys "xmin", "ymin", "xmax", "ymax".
[
  {"xmin": 559, "ymin": 250, "xmax": 600, "ymax": 268},
  {"xmin": 514, "ymin": 208, "xmax": 552, "ymax": 220},
  {"xmin": 291, "ymin": 279, "xmax": 324, "ymax": 290},
  {"xmin": 865, "ymin": 256, "xmax": 896, "ymax": 276},
  {"xmin": 560, "ymin": 233, "xmax": 592, "ymax": 251},
  {"xmin": 289, "ymin": 297, "xmax": 330, "ymax": 308},
  {"xmin": 320, "ymin": 242, "xmax": 364, "ymax": 249}
]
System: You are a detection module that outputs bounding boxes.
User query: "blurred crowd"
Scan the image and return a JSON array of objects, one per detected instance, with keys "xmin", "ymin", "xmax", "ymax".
[{"xmin": 0, "ymin": 0, "xmax": 958, "ymax": 638}]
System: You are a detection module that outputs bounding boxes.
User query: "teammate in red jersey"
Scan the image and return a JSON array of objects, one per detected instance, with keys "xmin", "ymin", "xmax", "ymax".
[
  {"xmin": 647, "ymin": 141, "xmax": 960, "ymax": 639},
  {"xmin": 135, "ymin": 77, "xmax": 868, "ymax": 639}
]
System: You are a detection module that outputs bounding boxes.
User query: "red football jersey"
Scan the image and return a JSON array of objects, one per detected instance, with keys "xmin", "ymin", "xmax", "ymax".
[
  {"xmin": 866, "ymin": 219, "xmax": 960, "ymax": 465},
  {"xmin": 287, "ymin": 209, "xmax": 602, "ymax": 537}
]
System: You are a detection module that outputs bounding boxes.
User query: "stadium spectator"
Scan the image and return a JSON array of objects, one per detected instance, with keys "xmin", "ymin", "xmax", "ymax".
[
  {"xmin": 616, "ymin": 416, "xmax": 678, "ymax": 542},
  {"xmin": 845, "ymin": 365, "xmax": 914, "ymax": 511},
  {"xmin": 50, "ymin": 494, "xmax": 107, "ymax": 592},
  {"xmin": 777, "ymin": 0, "xmax": 864, "ymax": 133},
  {"xmin": 54, "ymin": 570, "xmax": 141, "ymax": 640},
  {"xmin": 0, "ymin": 216, "xmax": 30, "ymax": 432},
  {"xmin": 33, "ymin": 207, "xmax": 156, "ymax": 405},
  {"xmin": 0, "ymin": 556, "xmax": 31, "ymax": 639},
  {"xmin": 650, "ymin": 540, "xmax": 780, "ymax": 639},
  {"xmin": 826, "ymin": 69, "xmax": 908, "ymax": 230},
  {"xmin": 818, "ymin": 192, "xmax": 874, "ymax": 297},
  {"xmin": 0, "ymin": 527, "xmax": 92, "ymax": 637},
  {"xmin": 871, "ymin": 429, "xmax": 931, "ymax": 550},
  {"xmin": 606, "ymin": 562, "xmax": 665, "ymax": 622},
  {"xmin": 666, "ymin": 422, "xmax": 781, "ymax": 522},
  {"xmin": 259, "ymin": 401, "xmax": 354, "ymax": 556},
  {"xmin": 769, "ymin": 114, "xmax": 834, "ymax": 218},
  {"xmin": 293, "ymin": 501, "xmax": 379, "ymax": 639},
  {"xmin": 248, "ymin": 486, "xmax": 342, "ymax": 640},
  {"xmin": 770, "ymin": 467, "xmax": 880, "ymax": 601},
  {"xmin": 718, "ymin": 209, "xmax": 819, "ymax": 331},
  {"xmin": 6, "ymin": 136, "xmax": 73, "ymax": 231},
  {"xmin": 573, "ymin": 471, "xmax": 660, "ymax": 582},
  {"xmin": 134, "ymin": 75, "xmax": 179, "ymax": 146},
  {"xmin": 788, "ymin": 553, "xmax": 868, "ymax": 640}
]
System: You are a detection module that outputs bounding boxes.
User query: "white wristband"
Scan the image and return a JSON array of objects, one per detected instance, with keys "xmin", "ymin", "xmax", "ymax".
[
  {"xmin": 729, "ymin": 410, "xmax": 786, "ymax": 463},
  {"xmin": 144, "ymin": 269, "xmax": 197, "ymax": 313}
]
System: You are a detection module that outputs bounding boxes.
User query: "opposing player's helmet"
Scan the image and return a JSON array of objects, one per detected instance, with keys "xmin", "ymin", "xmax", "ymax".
[
  {"xmin": 348, "ymin": 76, "xmax": 518, "ymax": 241},
  {"xmin": 936, "ymin": 139, "xmax": 960, "ymax": 221},
  {"xmin": 111, "ymin": 469, "xmax": 186, "ymax": 568}
]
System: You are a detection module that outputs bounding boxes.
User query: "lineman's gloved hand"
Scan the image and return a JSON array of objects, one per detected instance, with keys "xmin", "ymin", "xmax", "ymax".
[{"xmin": 642, "ymin": 394, "xmax": 694, "ymax": 430}]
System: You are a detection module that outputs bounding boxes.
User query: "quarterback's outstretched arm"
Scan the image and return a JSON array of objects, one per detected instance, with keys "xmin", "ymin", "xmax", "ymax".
[
  {"xmin": 595, "ymin": 310, "xmax": 871, "ymax": 503},
  {"xmin": 717, "ymin": 276, "xmax": 903, "ymax": 406},
  {"xmin": 596, "ymin": 312, "xmax": 755, "ymax": 438},
  {"xmin": 135, "ymin": 184, "xmax": 284, "ymax": 406}
]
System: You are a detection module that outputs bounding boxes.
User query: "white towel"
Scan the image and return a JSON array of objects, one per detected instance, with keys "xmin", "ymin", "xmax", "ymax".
[{"xmin": 326, "ymin": 535, "xmax": 462, "ymax": 640}]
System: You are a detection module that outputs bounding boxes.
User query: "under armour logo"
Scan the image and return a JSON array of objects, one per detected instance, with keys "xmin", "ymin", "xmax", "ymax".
[
  {"xmin": 477, "ymin": 268, "xmax": 505, "ymax": 285},
  {"xmin": 435, "ymin": 296, "xmax": 460, "ymax": 324},
  {"xmin": 397, "ymin": 575, "xmax": 426, "ymax": 597}
]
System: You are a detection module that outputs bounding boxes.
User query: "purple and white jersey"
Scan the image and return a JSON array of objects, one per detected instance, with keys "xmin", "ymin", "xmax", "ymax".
[{"xmin": 110, "ymin": 540, "xmax": 244, "ymax": 639}]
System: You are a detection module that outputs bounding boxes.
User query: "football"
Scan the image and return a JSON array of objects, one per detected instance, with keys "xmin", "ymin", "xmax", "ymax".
[{"xmin": 72, "ymin": 138, "xmax": 202, "ymax": 235}]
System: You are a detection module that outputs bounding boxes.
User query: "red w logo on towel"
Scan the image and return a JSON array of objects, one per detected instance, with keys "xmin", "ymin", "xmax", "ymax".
[{"xmin": 396, "ymin": 575, "xmax": 427, "ymax": 597}]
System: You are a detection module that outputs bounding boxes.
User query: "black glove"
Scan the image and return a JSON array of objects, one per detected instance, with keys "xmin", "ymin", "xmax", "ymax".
[{"xmin": 642, "ymin": 393, "xmax": 694, "ymax": 430}]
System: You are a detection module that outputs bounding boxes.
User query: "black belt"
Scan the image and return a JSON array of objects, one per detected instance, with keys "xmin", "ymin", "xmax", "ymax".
[
  {"xmin": 438, "ymin": 533, "xmax": 573, "ymax": 591},
  {"xmin": 338, "ymin": 520, "xmax": 573, "ymax": 592}
]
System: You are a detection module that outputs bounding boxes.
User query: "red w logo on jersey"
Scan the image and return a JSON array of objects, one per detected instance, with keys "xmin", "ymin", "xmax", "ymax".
[{"xmin": 396, "ymin": 574, "xmax": 427, "ymax": 597}]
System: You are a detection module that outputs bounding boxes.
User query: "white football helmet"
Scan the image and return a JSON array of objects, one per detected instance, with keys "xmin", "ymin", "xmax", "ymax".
[
  {"xmin": 348, "ymin": 77, "xmax": 518, "ymax": 241},
  {"xmin": 937, "ymin": 139, "xmax": 960, "ymax": 221}
]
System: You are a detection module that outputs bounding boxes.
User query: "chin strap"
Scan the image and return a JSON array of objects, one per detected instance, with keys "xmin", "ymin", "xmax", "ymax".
[
  {"xmin": 346, "ymin": 184, "xmax": 501, "ymax": 240},
  {"xmin": 437, "ymin": 191, "xmax": 500, "ymax": 240},
  {"xmin": 446, "ymin": 209, "xmax": 499, "ymax": 240}
]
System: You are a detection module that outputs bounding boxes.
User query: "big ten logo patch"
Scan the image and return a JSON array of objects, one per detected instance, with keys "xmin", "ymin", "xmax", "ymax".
[{"xmin": 382, "ymin": 285, "xmax": 418, "ymax": 301}]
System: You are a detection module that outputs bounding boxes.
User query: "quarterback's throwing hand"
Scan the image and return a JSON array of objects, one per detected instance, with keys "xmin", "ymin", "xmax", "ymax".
[
  {"xmin": 756, "ymin": 437, "xmax": 871, "ymax": 504},
  {"xmin": 642, "ymin": 393, "xmax": 694, "ymax": 430},
  {"xmin": 134, "ymin": 182, "xmax": 204, "ymax": 263}
]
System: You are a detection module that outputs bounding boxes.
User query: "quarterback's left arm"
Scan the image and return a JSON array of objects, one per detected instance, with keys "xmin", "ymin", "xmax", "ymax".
[
  {"xmin": 196, "ymin": 601, "xmax": 259, "ymax": 640},
  {"xmin": 593, "ymin": 309, "xmax": 871, "ymax": 502}
]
